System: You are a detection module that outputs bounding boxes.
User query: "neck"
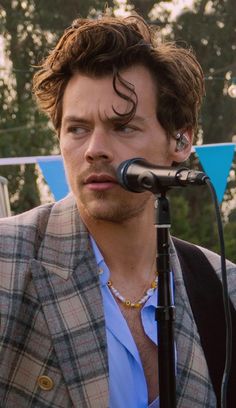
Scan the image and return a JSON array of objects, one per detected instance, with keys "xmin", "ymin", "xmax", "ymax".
[{"xmin": 79, "ymin": 200, "xmax": 157, "ymax": 283}]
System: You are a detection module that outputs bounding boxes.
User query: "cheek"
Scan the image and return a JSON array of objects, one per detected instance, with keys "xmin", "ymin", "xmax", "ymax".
[
  {"xmin": 60, "ymin": 137, "xmax": 72, "ymax": 155},
  {"xmin": 60, "ymin": 140, "xmax": 82, "ymax": 167},
  {"xmin": 146, "ymin": 140, "xmax": 173, "ymax": 165}
]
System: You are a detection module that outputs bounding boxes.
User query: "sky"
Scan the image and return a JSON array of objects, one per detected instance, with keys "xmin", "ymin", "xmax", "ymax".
[
  {"xmin": 161, "ymin": 0, "xmax": 194, "ymax": 18},
  {"xmin": 115, "ymin": 0, "xmax": 194, "ymax": 18}
]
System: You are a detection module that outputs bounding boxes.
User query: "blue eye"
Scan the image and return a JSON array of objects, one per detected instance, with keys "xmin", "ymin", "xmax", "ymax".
[
  {"xmin": 68, "ymin": 126, "xmax": 88, "ymax": 136},
  {"xmin": 116, "ymin": 125, "xmax": 135, "ymax": 134}
]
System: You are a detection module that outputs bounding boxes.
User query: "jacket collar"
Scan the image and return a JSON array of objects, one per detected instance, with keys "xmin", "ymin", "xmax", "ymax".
[
  {"xmin": 37, "ymin": 194, "xmax": 90, "ymax": 279},
  {"xmin": 31, "ymin": 194, "xmax": 109, "ymax": 407}
]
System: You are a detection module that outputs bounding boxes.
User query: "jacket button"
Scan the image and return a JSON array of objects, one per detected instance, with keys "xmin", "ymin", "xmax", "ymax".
[{"xmin": 37, "ymin": 375, "xmax": 54, "ymax": 391}]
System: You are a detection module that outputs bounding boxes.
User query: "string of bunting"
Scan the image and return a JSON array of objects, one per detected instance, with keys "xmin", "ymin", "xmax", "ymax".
[{"xmin": 0, "ymin": 143, "xmax": 235, "ymax": 203}]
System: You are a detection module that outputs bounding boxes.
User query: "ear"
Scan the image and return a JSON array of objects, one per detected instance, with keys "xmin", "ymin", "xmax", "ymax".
[{"xmin": 171, "ymin": 128, "xmax": 193, "ymax": 163}]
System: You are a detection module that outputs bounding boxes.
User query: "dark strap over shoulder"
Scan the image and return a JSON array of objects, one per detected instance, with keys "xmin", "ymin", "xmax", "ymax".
[{"xmin": 173, "ymin": 237, "xmax": 236, "ymax": 407}]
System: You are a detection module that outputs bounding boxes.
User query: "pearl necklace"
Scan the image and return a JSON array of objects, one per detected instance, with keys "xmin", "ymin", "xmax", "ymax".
[{"xmin": 107, "ymin": 275, "xmax": 158, "ymax": 308}]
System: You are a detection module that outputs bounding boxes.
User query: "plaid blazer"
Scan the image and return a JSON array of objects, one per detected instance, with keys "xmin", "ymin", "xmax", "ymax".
[{"xmin": 0, "ymin": 194, "xmax": 235, "ymax": 407}]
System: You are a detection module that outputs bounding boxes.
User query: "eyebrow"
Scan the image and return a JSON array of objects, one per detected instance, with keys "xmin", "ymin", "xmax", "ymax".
[
  {"xmin": 109, "ymin": 115, "xmax": 146, "ymax": 125},
  {"xmin": 62, "ymin": 116, "xmax": 90, "ymax": 126},
  {"xmin": 62, "ymin": 114, "xmax": 146, "ymax": 126}
]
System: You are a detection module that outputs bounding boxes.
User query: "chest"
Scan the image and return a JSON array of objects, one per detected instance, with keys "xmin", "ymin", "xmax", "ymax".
[{"xmin": 121, "ymin": 306, "xmax": 159, "ymax": 403}]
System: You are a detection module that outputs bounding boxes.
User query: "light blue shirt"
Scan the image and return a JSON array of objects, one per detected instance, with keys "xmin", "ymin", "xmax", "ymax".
[{"xmin": 90, "ymin": 237, "xmax": 160, "ymax": 408}]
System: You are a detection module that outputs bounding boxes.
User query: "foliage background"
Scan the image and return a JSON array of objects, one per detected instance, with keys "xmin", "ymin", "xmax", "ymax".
[{"xmin": 0, "ymin": 0, "xmax": 235, "ymax": 261}]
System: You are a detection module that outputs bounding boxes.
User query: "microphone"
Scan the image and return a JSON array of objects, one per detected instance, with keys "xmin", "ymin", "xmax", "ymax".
[{"xmin": 117, "ymin": 158, "xmax": 209, "ymax": 193}]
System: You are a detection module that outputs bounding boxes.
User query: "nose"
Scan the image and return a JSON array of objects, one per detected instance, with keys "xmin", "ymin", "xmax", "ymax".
[{"xmin": 85, "ymin": 128, "xmax": 114, "ymax": 163}]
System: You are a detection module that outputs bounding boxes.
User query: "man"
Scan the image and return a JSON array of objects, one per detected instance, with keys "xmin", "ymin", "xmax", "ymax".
[{"xmin": 0, "ymin": 14, "xmax": 235, "ymax": 408}]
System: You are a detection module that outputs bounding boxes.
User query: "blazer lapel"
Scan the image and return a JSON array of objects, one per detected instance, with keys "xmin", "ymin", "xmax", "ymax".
[{"xmin": 31, "ymin": 195, "xmax": 109, "ymax": 408}]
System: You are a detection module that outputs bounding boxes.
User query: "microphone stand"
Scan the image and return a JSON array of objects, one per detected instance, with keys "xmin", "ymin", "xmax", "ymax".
[{"xmin": 155, "ymin": 191, "xmax": 176, "ymax": 408}]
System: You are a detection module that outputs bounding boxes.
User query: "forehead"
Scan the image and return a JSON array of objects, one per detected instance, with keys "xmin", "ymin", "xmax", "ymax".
[{"xmin": 62, "ymin": 65, "xmax": 157, "ymax": 119}]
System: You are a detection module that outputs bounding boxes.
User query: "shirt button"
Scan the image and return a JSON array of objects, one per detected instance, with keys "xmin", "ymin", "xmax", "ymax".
[
  {"xmin": 37, "ymin": 375, "xmax": 54, "ymax": 391},
  {"xmin": 98, "ymin": 267, "xmax": 103, "ymax": 275}
]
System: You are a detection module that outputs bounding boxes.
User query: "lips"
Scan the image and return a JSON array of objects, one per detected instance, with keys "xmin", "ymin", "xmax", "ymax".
[
  {"xmin": 84, "ymin": 173, "xmax": 118, "ymax": 191},
  {"xmin": 84, "ymin": 173, "xmax": 117, "ymax": 184}
]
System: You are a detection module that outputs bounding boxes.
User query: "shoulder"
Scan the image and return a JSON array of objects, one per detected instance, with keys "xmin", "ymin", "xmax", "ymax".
[
  {"xmin": 172, "ymin": 236, "xmax": 235, "ymax": 271},
  {"xmin": 0, "ymin": 193, "xmax": 77, "ymax": 241},
  {"xmin": 0, "ymin": 203, "xmax": 55, "ymax": 317},
  {"xmin": 172, "ymin": 236, "xmax": 236, "ymax": 305},
  {"xmin": 0, "ymin": 193, "xmax": 80, "ymax": 264},
  {"xmin": 195, "ymin": 244, "xmax": 235, "ymax": 272},
  {"xmin": 0, "ymin": 200, "xmax": 54, "ymax": 227},
  {"xmin": 0, "ymin": 201, "xmax": 54, "ymax": 248},
  {"xmin": 0, "ymin": 202, "xmax": 58, "ymax": 283},
  {"xmin": 195, "ymin": 245, "xmax": 236, "ymax": 305}
]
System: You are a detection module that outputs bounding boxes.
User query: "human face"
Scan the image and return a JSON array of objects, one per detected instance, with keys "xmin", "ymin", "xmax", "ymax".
[{"xmin": 60, "ymin": 65, "xmax": 177, "ymax": 223}]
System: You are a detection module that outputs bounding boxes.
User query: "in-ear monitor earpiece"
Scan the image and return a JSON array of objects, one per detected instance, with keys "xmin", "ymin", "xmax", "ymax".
[{"xmin": 175, "ymin": 132, "xmax": 189, "ymax": 151}]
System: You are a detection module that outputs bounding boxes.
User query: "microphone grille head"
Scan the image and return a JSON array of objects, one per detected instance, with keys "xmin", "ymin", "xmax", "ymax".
[{"xmin": 116, "ymin": 158, "xmax": 146, "ymax": 192}]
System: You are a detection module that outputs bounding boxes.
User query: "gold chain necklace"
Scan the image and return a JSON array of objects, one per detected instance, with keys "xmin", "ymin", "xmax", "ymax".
[{"xmin": 107, "ymin": 275, "xmax": 158, "ymax": 308}]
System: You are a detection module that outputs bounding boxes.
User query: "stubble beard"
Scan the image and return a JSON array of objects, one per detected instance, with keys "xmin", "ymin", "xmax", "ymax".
[
  {"xmin": 77, "ymin": 185, "xmax": 151, "ymax": 224},
  {"xmin": 69, "ymin": 163, "xmax": 152, "ymax": 223}
]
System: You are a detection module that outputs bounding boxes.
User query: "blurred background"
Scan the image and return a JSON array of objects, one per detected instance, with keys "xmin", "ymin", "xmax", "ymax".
[{"xmin": 0, "ymin": 0, "xmax": 235, "ymax": 260}]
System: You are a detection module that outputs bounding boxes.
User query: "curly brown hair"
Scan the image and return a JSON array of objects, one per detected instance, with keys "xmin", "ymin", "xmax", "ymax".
[{"xmin": 33, "ymin": 14, "xmax": 205, "ymax": 138}]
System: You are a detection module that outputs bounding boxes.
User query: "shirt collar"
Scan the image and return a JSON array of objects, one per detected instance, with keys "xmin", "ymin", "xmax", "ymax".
[{"xmin": 89, "ymin": 235, "xmax": 109, "ymax": 286}]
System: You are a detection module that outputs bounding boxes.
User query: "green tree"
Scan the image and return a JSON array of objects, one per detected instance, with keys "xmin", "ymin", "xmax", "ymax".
[
  {"xmin": 0, "ymin": 0, "xmax": 235, "ymax": 261},
  {"xmin": 171, "ymin": 0, "xmax": 236, "ymax": 144},
  {"xmin": 0, "ymin": 0, "xmax": 107, "ymax": 213},
  {"xmin": 165, "ymin": 0, "xmax": 236, "ymax": 258}
]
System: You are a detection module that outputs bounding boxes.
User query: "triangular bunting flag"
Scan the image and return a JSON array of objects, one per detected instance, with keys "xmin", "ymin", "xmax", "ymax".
[
  {"xmin": 38, "ymin": 158, "xmax": 69, "ymax": 201},
  {"xmin": 195, "ymin": 144, "xmax": 235, "ymax": 203}
]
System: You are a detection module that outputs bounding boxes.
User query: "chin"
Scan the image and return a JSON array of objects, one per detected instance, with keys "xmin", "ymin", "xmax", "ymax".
[
  {"xmin": 85, "ymin": 205, "xmax": 127, "ymax": 223},
  {"xmin": 77, "ymin": 188, "xmax": 152, "ymax": 223},
  {"xmin": 84, "ymin": 200, "xmax": 149, "ymax": 224}
]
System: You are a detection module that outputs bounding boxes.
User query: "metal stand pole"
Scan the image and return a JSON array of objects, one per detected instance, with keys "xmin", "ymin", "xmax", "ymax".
[{"xmin": 155, "ymin": 193, "xmax": 176, "ymax": 408}]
